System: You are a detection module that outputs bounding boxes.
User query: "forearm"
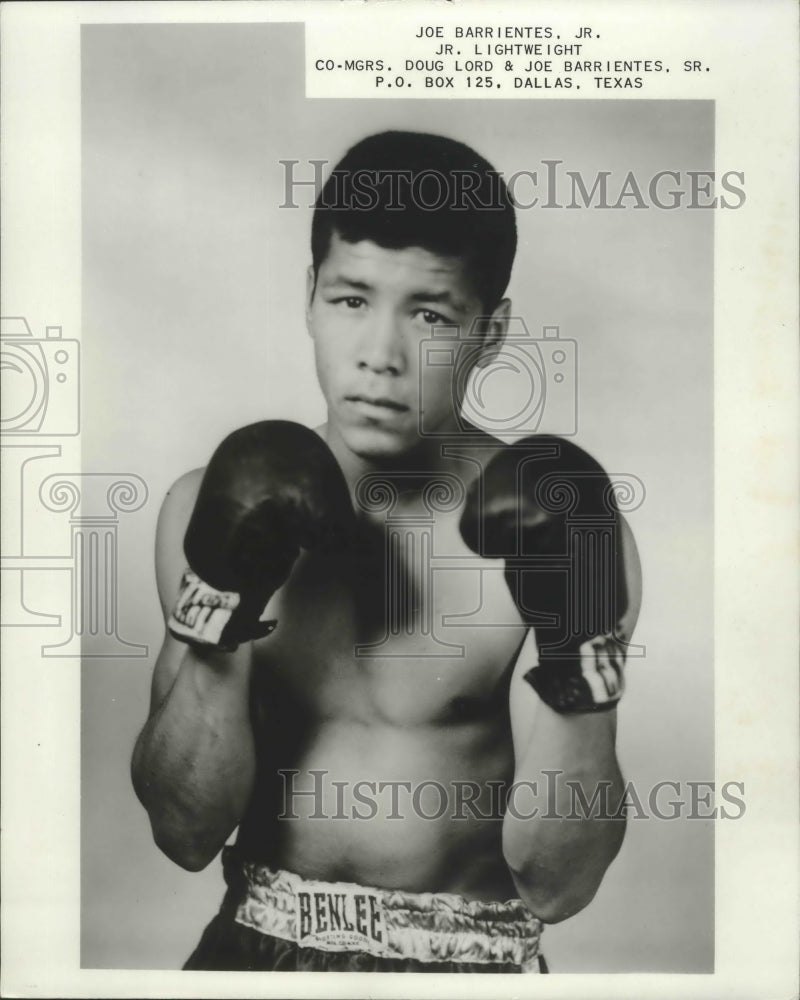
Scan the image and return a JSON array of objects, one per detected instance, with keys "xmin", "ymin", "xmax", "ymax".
[
  {"xmin": 131, "ymin": 644, "xmax": 256, "ymax": 870},
  {"xmin": 503, "ymin": 707, "xmax": 626, "ymax": 922}
]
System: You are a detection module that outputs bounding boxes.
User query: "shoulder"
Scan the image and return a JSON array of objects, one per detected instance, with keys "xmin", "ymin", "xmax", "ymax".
[
  {"xmin": 452, "ymin": 430, "xmax": 610, "ymax": 496},
  {"xmin": 464, "ymin": 431, "xmax": 608, "ymax": 481},
  {"xmin": 519, "ymin": 434, "xmax": 607, "ymax": 472},
  {"xmin": 452, "ymin": 425, "xmax": 507, "ymax": 473},
  {"xmin": 157, "ymin": 467, "xmax": 205, "ymax": 531}
]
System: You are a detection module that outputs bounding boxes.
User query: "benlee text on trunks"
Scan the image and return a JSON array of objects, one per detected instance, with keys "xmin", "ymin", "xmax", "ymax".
[{"xmin": 297, "ymin": 888, "xmax": 386, "ymax": 950}]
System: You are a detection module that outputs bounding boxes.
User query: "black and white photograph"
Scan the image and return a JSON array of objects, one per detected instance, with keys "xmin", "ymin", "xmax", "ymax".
[{"xmin": 1, "ymin": 2, "xmax": 797, "ymax": 997}]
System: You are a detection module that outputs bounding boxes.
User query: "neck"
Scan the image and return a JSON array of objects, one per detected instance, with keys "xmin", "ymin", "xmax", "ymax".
[{"xmin": 320, "ymin": 419, "xmax": 465, "ymax": 494}]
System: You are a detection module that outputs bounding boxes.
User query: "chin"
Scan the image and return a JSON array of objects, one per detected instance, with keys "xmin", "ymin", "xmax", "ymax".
[{"xmin": 342, "ymin": 424, "xmax": 420, "ymax": 463}]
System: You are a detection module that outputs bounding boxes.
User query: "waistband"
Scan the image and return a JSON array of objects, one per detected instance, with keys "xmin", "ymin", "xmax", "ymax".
[{"xmin": 223, "ymin": 848, "xmax": 543, "ymax": 971}]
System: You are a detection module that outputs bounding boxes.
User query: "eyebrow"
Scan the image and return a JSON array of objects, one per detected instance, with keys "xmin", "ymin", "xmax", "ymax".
[
  {"xmin": 409, "ymin": 290, "xmax": 467, "ymax": 311},
  {"xmin": 323, "ymin": 275, "xmax": 372, "ymax": 292},
  {"xmin": 323, "ymin": 275, "xmax": 468, "ymax": 312}
]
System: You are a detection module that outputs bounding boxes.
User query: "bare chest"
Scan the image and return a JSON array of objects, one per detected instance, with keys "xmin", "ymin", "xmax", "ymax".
[{"xmin": 253, "ymin": 502, "xmax": 525, "ymax": 727}]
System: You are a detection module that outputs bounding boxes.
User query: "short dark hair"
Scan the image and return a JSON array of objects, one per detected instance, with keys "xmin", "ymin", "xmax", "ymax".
[{"xmin": 311, "ymin": 131, "xmax": 517, "ymax": 311}]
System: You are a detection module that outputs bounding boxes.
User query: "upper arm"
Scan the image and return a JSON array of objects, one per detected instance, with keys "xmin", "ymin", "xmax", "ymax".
[
  {"xmin": 618, "ymin": 514, "xmax": 642, "ymax": 646},
  {"xmin": 150, "ymin": 467, "xmax": 205, "ymax": 713}
]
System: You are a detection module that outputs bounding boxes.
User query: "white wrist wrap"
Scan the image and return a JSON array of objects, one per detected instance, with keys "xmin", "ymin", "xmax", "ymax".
[
  {"xmin": 168, "ymin": 569, "xmax": 240, "ymax": 647},
  {"xmin": 576, "ymin": 633, "xmax": 627, "ymax": 705},
  {"xmin": 521, "ymin": 627, "xmax": 627, "ymax": 712}
]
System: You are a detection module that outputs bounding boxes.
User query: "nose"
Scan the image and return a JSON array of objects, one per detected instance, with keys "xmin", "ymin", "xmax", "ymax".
[{"xmin": 357, "ymin": 309, "xmax": 405, "ymax": 376}]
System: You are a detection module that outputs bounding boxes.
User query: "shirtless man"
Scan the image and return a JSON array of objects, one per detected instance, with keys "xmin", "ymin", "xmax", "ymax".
[{"xmin": 131, "ymin": 131, "xmax": 642, "ymax": 973}]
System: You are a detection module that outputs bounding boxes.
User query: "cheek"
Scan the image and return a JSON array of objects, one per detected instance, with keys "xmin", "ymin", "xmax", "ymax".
[
  {"xmin": 312, "ymin": 329, "xmax": 362, "ymax": 403},
  {"xmin": 310, "ymin": 324, "xmax": 342, "ymax": 379},
  {"xmin": 419, "ymin": 358, "xmax": 456, "ymax": 413},
  {"xmin": 313, "ymin": 346, "xmax": 337, "ymax": 396}
]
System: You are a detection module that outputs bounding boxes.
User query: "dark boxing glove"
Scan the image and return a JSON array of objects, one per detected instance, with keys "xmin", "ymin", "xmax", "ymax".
[
  {"xmin": 168, "ymin": 421, "xmax": 354, "ymax": 651},
  {"xmin": 460, "ymin": 435, "xmax": 629, "ymax": 713}
]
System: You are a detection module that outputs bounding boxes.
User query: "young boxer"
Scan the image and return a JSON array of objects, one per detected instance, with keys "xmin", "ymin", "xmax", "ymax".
[{"xmin": 132, "ymin": 131, "xmax": 642, "ymax": 973}]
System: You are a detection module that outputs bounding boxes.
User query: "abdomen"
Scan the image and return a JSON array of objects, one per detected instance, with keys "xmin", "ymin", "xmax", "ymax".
[{"xmin": 238, "ymin": 710, "xmax": 517, "ymax": 902}]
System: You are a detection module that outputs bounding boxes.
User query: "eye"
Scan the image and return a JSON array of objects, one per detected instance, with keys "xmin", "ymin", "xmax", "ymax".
[
  {"xmin": 417, "ymin": 308, "xmax": 454, "ymax": 326},
  {"xmin": 331, "ymin": 296, "xmax": 366, "ymax": 310}
]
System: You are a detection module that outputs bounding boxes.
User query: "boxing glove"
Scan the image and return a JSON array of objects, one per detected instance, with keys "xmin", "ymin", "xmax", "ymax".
[
  {"xmin": 168, "ymin": 421, "xmax": 354, "ymax": 651},
  {"xmin": 460, "ymin": 435, "xmax": 628, "ymax": 713}
]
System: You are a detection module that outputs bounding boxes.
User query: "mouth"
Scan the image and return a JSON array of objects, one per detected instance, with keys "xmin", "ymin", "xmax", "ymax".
[{"xmin": 345, "ymin": 394, "xmax": 410, "ymax": 416}]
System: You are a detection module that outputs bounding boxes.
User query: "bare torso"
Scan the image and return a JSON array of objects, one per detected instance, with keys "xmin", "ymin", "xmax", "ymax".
[{"xmin": 234, "ymin": 441, "xmax": 526, "ymax": 902}]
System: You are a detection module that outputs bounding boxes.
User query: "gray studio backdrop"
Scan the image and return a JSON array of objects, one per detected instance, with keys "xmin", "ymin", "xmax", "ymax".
[{"xmin": 81, "ymin": 23, "xmax": 713, "ymax": 972}]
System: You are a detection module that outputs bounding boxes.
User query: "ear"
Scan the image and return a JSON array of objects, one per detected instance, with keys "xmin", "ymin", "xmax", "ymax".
[
  {"xmin": 473, "ymin": 298, "xmax": 511, "ymax": 369},
  {"xmin": 304, "ymin": 265, "xmax": 316, "ymax": 337}
]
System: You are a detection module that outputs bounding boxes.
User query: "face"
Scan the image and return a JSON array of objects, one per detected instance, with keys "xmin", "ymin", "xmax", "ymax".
[{"xmin": 306, "ymin": 232, "xmax": 510, "ymax": 464}]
